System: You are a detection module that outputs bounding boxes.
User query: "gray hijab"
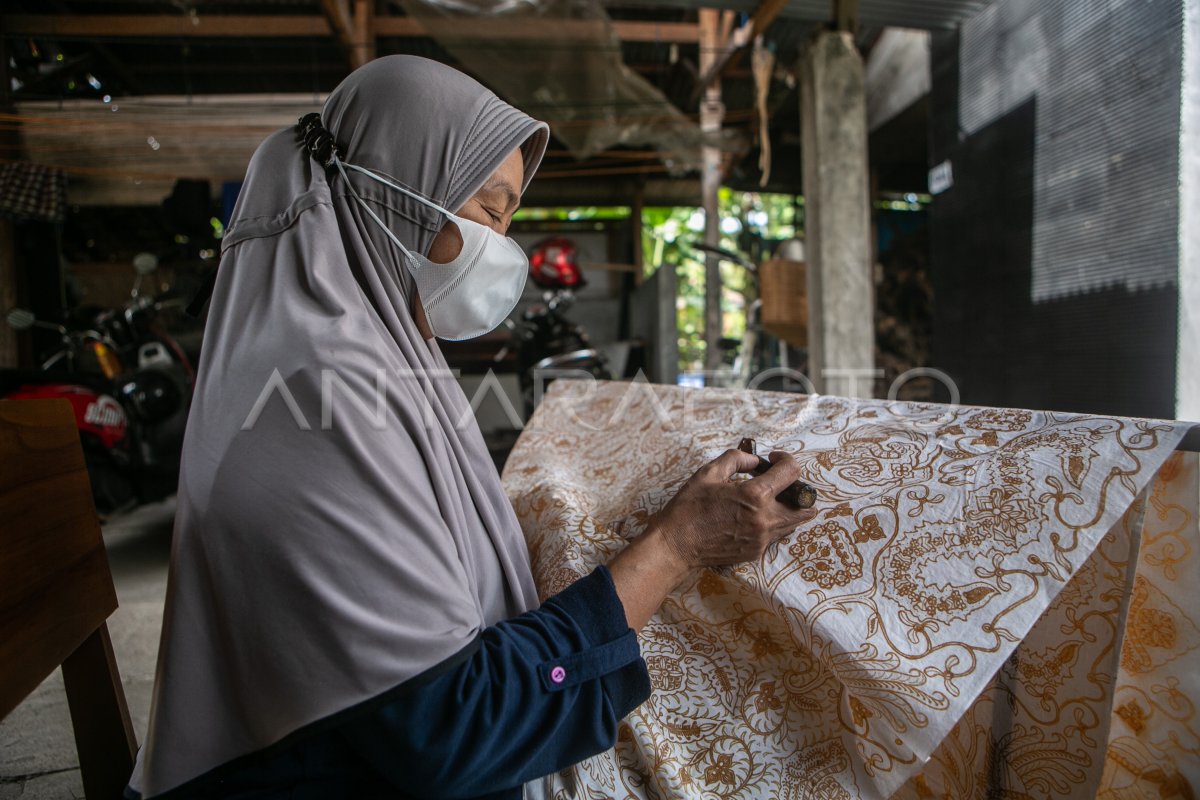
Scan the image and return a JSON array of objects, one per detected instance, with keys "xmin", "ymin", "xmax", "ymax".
[{"xmin": 129, "ymin": 56, "xmax": 549, "ymax": 797}]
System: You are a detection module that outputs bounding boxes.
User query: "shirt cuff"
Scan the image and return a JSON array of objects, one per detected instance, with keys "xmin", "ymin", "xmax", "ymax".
[
  {"xmin": 544, "ymin": 564, "xmax": 632, "ymax": 644},
  {"xmin": 540, "ymin": 565, "xmax": 651, "ymax": 717}
]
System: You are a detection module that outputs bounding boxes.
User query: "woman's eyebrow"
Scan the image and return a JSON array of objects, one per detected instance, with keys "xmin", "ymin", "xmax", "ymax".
[{"xmin": 480, "ymin": 180, "xmax": 520, "ymax": 211}]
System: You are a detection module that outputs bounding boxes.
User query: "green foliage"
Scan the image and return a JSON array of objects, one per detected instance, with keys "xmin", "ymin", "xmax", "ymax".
[
  {"xmin": 642, "ymin": 192, "xmax": 803, "ymax": 373},
  {"xmin": 512, "ymin": 195, "xmax": 803, "ymax": 375},
  {"xmin": 512, "ymin": 206, "xmax": 631, "ymax": 222}
]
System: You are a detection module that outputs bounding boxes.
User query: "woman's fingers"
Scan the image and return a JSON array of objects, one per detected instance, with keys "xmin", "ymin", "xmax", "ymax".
[
  {"xmin": 744, "ymin": 451, "xmax": 806, "ymax": 498},
  {"xmin": 776, "ymin": 506, "xmax": 818, "ymax": 532},
  {"xmin": 701, "ymin": 448, "xmax": 763, "ymax": 481},
  {"xmin": 652, "ymin": 445, "xmax": 820, "ymax": 569}
]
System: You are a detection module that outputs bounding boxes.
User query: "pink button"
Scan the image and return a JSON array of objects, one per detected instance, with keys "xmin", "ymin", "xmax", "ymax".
[{"xmin": 550, "ymin": 666, "xmax": 567, "ymax": 684}]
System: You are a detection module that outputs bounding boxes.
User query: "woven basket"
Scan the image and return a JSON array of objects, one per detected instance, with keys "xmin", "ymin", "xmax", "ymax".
[{"xmin": 758, "ymin": 258, "xmax": 808, "ymax": 347}]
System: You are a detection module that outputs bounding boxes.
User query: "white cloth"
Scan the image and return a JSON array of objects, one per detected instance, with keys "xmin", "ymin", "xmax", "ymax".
[{"xmin": 504, "ymin": 381, "xmax": 1195, "ymax": 799}]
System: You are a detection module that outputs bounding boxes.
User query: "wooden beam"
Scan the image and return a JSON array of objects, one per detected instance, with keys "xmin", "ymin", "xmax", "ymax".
[
  {"xmin": 3, "ymin": 14, "xmax": 334, "ymax": 38},
  {"xmin": 319, "ymin": 0, "xmax": 359, "ymax": 68},
  {"xmin": 609, "ymin": 20, "xmax": 699, "ymax": 43},
  {"xmin": 718, "ymin": 9, "xmax": 736, "ymax": 46},
  {"xmin": 353, "ymin": 0, "xmax": 376, "ymax": 68},
  {"xmin": 834, "ymin": 0, "xmax": 859, "ymax": 32},
  {"xmin": 320, "ymin": 0, "xmax": 375, "ymax": 69},
  {"xmin": 0, "ymin": 14, "xmax": 699, "ymax": 44},
  {"xmin": 393, "ymin": 16, "xmax": 698, "ymax": 44},
  {"xmin": 125, "ymin": 59, "xmax": 677, "ymax": 79},
  {"xmin": 691, "ymin": 0, "xmax": 788, "ymax": 105}
]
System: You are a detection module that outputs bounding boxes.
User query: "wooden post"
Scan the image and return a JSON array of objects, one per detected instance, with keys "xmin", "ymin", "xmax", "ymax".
[
  {"xmin": 62, "ymin": 624, "xmax": 138, "ymax": 800},
  {"xmin": 631, "ymin": 182, "xmax": 645, "ymax": 286},
  {"xmin": 656, "ymin": 252, "xmax": 679, "ymax": 387},
  {"xmin": 691, "ymin": 0, "xmax": 789, "ymax": 105},
  {"xmin": 321, "ymin": 0, "xmax": 373, "ymax": 70},
  {"xmin": 699, "ymin": 8, "xmax": 724, "ymax": 375},
  {"xmin": 352, "ymin": 0, "xmax": 376, "ymax": 68},
  {"xmin": 834, "ymin": 0, "xmax": 859, "ymax": 33}
]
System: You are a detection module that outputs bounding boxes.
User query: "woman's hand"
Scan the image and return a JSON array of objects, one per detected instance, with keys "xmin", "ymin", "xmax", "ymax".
[
  {"xmin": 649, "ymin": 448, "xmax": 818, "ymax": 571},
  {"xmin": 607, "ymin": 448, "xmax": 818, "ymax": 631}
]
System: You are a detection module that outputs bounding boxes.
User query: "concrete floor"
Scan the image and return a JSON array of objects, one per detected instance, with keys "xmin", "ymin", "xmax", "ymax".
[{"xmin": 0, "ymin": 498, "xmax": 175, "ymax": 799}]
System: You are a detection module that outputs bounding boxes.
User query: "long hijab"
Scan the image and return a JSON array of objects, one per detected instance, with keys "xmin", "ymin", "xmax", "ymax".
[{"xmin": 129, "ymin": 55, "xmax": 548, "ymax": 797}]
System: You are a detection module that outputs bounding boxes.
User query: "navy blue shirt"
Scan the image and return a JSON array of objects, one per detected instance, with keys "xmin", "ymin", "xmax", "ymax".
[{"xmin": 130, "ymin": 565, "xmax": 651, "ymax": 800}]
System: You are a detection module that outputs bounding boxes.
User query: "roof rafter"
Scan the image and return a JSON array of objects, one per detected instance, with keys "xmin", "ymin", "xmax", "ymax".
[
  {"xmin": 319, "ymin": 0, "xmax": 375, "ymax": 69},
  {"xmin": 0, "ymin": 14, "xmax": 700, "ymax": 45},
  {"xmin": 690, "ymin": 0, "xmax": 788, "ymax": 105}
]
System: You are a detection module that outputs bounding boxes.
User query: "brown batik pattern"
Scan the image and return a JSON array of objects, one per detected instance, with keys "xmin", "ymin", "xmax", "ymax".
[{"xmin": 502, "ymin": 381, "xmax": 1194, "ymax": 799}]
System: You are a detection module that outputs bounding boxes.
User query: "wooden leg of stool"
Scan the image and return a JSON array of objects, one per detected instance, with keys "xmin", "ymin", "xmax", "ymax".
[{"xmin": 62, "ymin": 622, "xmax": 138, "ymax": 800}]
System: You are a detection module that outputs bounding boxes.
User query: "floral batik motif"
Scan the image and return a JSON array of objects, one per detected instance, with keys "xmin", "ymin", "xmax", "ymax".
[
  {"xmin": 1098, "ymin": 452, "xmax": 1199, "ymax": 799},
  {"xmin": 504, "ymin": 382, "xmax": 1195, "ymax": 800}
]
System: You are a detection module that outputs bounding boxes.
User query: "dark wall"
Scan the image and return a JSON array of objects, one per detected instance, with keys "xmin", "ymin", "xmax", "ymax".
[
  {"xmin": 928, "ymin": 31, "xmax": 1178, "ymax": 419},
  {"xmin": 14, "ymin": 220, "xmax": 65, "ymax": 367}
]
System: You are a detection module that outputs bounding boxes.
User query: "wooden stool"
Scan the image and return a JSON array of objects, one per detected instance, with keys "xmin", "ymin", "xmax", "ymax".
[{"xmin": 0, "ymin": 399, "xmax": 137, "ymax": 799}]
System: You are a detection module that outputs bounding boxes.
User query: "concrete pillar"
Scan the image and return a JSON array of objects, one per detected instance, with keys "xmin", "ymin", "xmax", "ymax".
[
  {"xmin": 800, "ymin": 30, "xmax": 875, "ymax": 397},
  {"xmin": 1179, "ymin": 0, "xmax": 1200, "ymax": 421}
]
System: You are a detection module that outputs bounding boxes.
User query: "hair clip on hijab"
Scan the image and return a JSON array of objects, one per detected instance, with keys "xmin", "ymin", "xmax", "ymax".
[{"xmin": 295, "ymin": 113, "xmax": 342, "ymax": 170}]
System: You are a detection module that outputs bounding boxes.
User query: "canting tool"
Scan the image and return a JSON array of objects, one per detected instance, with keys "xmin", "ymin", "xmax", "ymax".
[{"xmin": 737, "ymin": 437, "xmax": 818, "ymax": 510}]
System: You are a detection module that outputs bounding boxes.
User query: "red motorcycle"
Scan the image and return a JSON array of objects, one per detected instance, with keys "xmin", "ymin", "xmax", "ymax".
[
  {"xmin": 1, "ymin": 254, "xmax": 193, "ymax": 515},
  {"xmin": 495, "ymin": 236, "xmax": 612, "ymax": 415}
]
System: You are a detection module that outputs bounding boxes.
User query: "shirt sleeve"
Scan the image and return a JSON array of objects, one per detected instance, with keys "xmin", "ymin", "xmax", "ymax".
[{"xmin": 337, "ymin": 564, "xmax": 652, "ymax": 799}]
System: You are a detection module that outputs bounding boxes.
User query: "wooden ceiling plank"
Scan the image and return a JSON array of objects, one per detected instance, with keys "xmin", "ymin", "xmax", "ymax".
[
  {"xmin": 1, "ymin": 14, "xmax": 332, "ymax": 38},
  {"xmin": 607, "ymin": 20, "xmax": 700, "ymax": 43},
  {"xmin": 0, "ymin": 14, "xmax": 698, "ymax": 45}
]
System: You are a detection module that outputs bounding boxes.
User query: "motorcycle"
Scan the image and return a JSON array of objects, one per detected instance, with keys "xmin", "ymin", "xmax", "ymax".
[
  {"xmin": 1, "ymin": 253, "xmax": 193, "ymax": 515},
  {"xmin": 496, "ymin": 237, "xmax": 611, "ymax": 414}
]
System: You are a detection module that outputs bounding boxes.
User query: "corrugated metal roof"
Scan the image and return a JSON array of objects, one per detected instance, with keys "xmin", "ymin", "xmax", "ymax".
[{"xmin": 604, "ymin": 0, "xmax": 995, "ymax": 30}]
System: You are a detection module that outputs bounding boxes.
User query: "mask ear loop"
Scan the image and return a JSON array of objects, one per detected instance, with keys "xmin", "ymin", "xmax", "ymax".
[
  {"xmin": 332, "ymin": 155, "xmax": 420, "ymax": 271},
  {"xmin": 341, "ymin": 161, "xmax": 457, "ymax": 219}
]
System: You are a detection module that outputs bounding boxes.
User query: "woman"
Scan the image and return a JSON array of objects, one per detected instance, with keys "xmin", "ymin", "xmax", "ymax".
[{"xmin": 126, "ymin": 55, "xmax": 815, "ymax": 800}]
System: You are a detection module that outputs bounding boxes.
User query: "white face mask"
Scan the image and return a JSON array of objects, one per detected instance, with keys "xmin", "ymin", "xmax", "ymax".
[{"xmin": 333, "ymin": 158, "xmax": 528, "ymax": 341}]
